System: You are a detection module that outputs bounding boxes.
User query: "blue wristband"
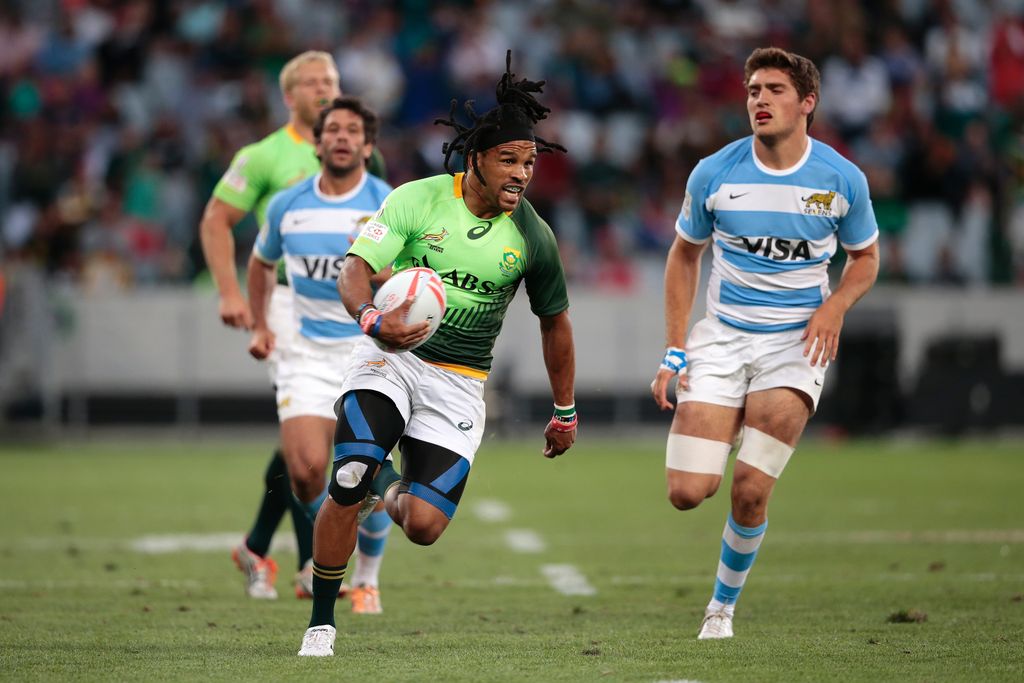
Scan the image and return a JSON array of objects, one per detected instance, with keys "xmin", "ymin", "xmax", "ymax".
[{"xmin": 660, "ymin": 347, "xmax": 687, "ymax": 374}]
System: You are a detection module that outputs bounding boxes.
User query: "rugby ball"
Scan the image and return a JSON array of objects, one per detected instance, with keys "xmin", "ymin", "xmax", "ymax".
[{"xmin": 372, "ymin": 267, "xmax": 446, "ymax": 352}]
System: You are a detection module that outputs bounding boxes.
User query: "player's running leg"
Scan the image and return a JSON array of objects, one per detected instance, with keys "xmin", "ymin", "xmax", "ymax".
[
  {"xmin": 698, "ymin": 388, "xmax": 806, "ymax": 639},
  {"xmin": 233, "ymin": 449, "xmax": 289, "ymax": 599},
  {"xmin": 300, "ymin": 390, "xmax": 404, "ymax": 656},
  {"xmin": 348, "ymin": 503, "xmax": 391, "ymax": 614}
]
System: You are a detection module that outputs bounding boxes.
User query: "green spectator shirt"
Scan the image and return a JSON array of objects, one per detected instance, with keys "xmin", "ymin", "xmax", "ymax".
[{"xmin": 349, "ymin": 172, "xmax": 569, "ymax": 376}]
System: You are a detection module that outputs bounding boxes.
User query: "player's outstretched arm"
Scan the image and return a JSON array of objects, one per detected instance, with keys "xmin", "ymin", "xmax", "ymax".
[
  {"xmin": 200, "ymin": 197, "xmax": 253, "ymax": 329},
  {"xmin": 246, "ymin": 254, "xmax": 277, "ymax": 360},
  {"xmin": 802, "ymin": 241, "xmax": 880, "ymax": 367},
  {"xmin": 652, "ymin": 237, "xmax": 705, "ymax": 410},
  {"xmin": 539, "ymin": 310, "xmax": 576, "ymax": 458}
]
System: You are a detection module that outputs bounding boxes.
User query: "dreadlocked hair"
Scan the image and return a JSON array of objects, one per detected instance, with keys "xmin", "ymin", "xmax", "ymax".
[{"xmin": 435, "ymin": 50, "xmax": 566, "ymax": 183}]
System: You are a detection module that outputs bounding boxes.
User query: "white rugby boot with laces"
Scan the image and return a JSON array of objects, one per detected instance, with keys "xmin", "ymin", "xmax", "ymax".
[
  {"xmin": 697, "ymin": 607, "xmax": 734, "ymax": 640},
  {"xmin": 298, "ymin": 625, "xmax": 336, "ymax": 657},
  {"xmin": 231, "ymin": 542, "xmax": 278, "ymax": 599}
]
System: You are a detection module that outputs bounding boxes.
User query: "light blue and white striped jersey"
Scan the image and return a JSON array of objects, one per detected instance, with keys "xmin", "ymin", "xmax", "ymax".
[
  {"xmin": 676, "ymin": 136, "xmax": 878, "ymax": 333},
  {"xmin": 253, "ymin": 172, "xmax": 392, "ymax": 347}
]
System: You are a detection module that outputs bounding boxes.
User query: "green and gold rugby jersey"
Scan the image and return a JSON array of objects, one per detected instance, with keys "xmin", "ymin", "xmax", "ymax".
[
  {"xmin": 349, "ymin": 172, "xmax": 569, "ymax": 377},
  {"xmin": 213, "ymin": 124, "xmax": 387, "ymax": 282}
]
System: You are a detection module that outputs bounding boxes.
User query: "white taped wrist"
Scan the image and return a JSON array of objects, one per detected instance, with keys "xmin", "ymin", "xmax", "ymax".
[
  {"xmin": 736, "ymin": 426, "xmax": 794, "ymax": 479},
  {"xmin": 666, "ymin": 433, "xmax": 731, "ymax": 476}
]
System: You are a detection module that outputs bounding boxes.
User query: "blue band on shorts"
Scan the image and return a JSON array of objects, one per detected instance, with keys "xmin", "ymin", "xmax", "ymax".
[
  {"xmin": 344, "ymin": 393, "xmax": 374, "ymax": 441},
  {"xmin": 408, "ymin": 482, "xmax": 457, "ymax": 519},
  {"xmin": 429, "ymin": 457, "xmax": 470, "ymax": 494},
  {"xmin": 333, "ymin": 442, "xmax": 386, "ymax": 463}
]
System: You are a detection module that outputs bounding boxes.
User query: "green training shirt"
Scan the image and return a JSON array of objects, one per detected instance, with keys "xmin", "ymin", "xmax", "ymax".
[
  {"xmin": 212, "ymin": 124, "xmax": 387, "ymax": 281},
  {"xmin": 349, "ymin": 172, "xmax": 570, "ymax": 375}
]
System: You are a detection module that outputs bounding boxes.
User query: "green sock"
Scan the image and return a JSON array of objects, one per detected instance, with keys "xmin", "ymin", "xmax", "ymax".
[
  {"xmin": 288, "ymin": 494, "xmax": 314, "ymax": 569},
  {"xmin": 371, "ymin": 458, "xmax": 401, "ymax": 498},
  {"xmin": 309, "ymin": 562, "xmax": 346, "ymax": 628},
  {"xmin": 246, "ymin": 450, "xmax": 289, "ymax": 556}
]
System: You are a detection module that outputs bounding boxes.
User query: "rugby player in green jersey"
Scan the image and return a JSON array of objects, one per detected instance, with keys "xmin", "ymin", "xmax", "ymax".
[
  {"xmin": 199, "ymin": 51, "xmax": 388, "ymax": 606},
  {"xmin": 298, "ymin": 52, "xmax": 578, "ymax": 657}
]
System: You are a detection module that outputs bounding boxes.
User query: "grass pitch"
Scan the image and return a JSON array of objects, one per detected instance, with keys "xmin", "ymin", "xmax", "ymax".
[{"xmin": 0, "ymin": 434, "xmax": 1022, "ymax": 682}]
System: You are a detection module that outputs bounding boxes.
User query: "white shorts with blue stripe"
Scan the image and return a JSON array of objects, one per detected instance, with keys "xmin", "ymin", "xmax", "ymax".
[
  {"xmin": 339, "ymin": 338, "xmax": 486, "ymax": 463},
  {"xmin": 678, "ymin": 316, "xmax": 828, "ymax": 411}
]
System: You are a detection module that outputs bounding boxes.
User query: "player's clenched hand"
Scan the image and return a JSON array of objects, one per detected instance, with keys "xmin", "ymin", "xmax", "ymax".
[
  {"xmin": 802, "ymin": 300, "xmax": 844, "ymax": 367},
  {"xmin": 543, "ymin": 405, "xmax": 577, "ymax": 458},
  {"xmin": 651, "ymin": 347, "xmax": 687, "ymax": 411},
  {"xmin": 248, "ymin": 327, "xmax": 275, "ymax": 360},
  {"xmin": 543, "ymin": 426, "xmax": 575, "ymax": 458},
  {"xmin": 220, "ymin": 293, "xmax": 253, "ymax": 329},
  {"xmin": 376, "ymin": 298, "xmax": 431, "ymax": 349}
]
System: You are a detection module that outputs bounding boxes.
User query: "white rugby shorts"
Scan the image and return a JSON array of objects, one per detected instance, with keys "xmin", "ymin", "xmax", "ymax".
[
  {"xmin": 340, "ymin": 338, "xmax": 486, "ymax": 462},
  {"xmin": 274, "ymin": 338, "xmax": 360, "ymax": 421},
  {"xmin": 678, "ymin": 316, "xmax": 828, "ymax": 411},
  {"xmin": 265, "ymin": 284, "xmax": 297, "ymax": 387}
]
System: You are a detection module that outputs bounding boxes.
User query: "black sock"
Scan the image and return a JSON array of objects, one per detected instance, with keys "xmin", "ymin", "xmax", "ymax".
[
  {"xmin": 245, "ymin": 449, "xmax": 289, "ymax": 556},
  {"xmin": 309, "ymin": 562, "xmax": 346, "ymax": 628}
]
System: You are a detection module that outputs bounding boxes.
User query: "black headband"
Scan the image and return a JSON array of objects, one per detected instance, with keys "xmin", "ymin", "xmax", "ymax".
[{"xmin": 476, "ymin": 122, "xmax": 535, "ymax": 151}]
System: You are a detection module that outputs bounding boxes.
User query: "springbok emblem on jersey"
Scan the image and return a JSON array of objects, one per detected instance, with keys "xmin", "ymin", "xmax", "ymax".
[
  {"xmin": 420, "ymin": 228, "xmax": 449, "ymax": 243},
  {"xmin": 499, "ymin": 247, "xmax": 524, "ymax": 277},
  {"xmin": 801, "ymin": 190, "xmax": 836, "ymax": 213}
]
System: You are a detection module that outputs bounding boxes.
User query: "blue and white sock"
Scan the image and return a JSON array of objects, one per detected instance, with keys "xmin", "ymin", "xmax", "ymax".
[
  {"xmin": 350, "ymin": 509, "xmax": 392, "ymax": 588},
  {"xmin": 708, "ymin": 513, "xmax": 767, "ymax": 616}
]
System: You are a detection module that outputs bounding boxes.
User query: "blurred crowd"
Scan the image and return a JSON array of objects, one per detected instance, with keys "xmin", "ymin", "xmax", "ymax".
[{"xmin": 3, "ymin": 0, "xmax": 1024, "ymax": 295}]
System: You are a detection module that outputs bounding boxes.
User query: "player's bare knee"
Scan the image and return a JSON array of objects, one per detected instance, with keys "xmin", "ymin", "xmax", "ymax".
[
  {"xmin": 667, "ymin": 482, "xmax": 712, "ymax": 510},
  {"xmin": 731, "ymin": 482, "xmax": 768, "ymax": 519},
  {"xmin": 291, "ymin": 467, "xmax": 325, "ymax": 502},
  {"xmin": 402, "ymin": 516, "xmax": 446, "ymax": 546}
]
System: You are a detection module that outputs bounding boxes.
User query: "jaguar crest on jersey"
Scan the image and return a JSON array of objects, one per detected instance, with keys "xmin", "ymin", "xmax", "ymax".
[{"xmin": 801, "ymin": 190, "xmax": 836, "ymax": 215}]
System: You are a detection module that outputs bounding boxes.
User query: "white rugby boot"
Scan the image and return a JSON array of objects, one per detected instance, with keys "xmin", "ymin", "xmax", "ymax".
[
  {"xmin": 356, "ymin": 490, "xmax": 382, "ymax": 524},
  {"xmin": 298, "ymin": 625, "xmax": 336, "ymax": 656},
  {"xmin": 294, "ymin": 560, "xmax": 314, "ymax": 599},
  {"xmin": 231, "ymin": 542, "xmax": 278, "ymax": 599},
  {"xmin": 697, "ymin": 607, "xmax": 734, "ymax": 640}
]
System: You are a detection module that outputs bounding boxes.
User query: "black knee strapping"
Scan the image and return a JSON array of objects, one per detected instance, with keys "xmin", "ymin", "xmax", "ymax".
[
  {"xmin": 328, "ymin": 391, "xmax": 405, "ymax": 507},
  {"xmin": 399, "ymin": 437, "xmax": 471, "ymax": 520}
]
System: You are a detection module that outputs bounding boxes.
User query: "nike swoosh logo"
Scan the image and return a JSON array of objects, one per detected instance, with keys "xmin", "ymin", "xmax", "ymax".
[
  {"xmin": 814, "ymin": 379, "xmax": 822, "ymax": 386},
  {"xmin": 729, "ymin": 192, "xmax": 749, "ymax": 199}
]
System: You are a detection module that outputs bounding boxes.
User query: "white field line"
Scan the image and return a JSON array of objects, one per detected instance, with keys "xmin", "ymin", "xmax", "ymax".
[
  {"xmin": 472, "ymin": 498, "xmax": 512, "ymax": 522},
  {"xmin": 6, "ymin": 572, "xmax": 1022, "ymax": 592},
  {"xmin": 7, "ymin": 528, "xmax": 1024, "ymax": 555},
  {"xmin": 541, "ymin": 564, "xmax": 597, "ymax": 596},
  {"xmin": 13, "ymin": 533, "xmax": 297, "ymax": 554},
  {"xmin": 0, "ymin": 578, "xmax": 202, "ymax": 590},
  {"xmin": 774, "ymin": 530, "xmax": 1024, "ymax": 544},
  {"xmin": 504, "ymin": 529, "xmax": 547, "ymax": 553}
]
